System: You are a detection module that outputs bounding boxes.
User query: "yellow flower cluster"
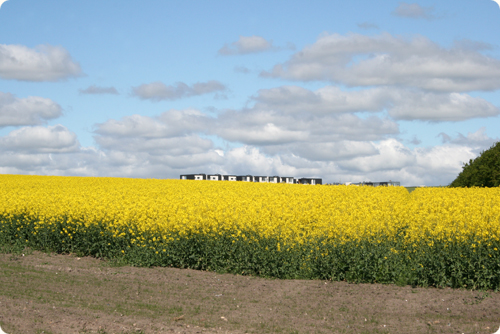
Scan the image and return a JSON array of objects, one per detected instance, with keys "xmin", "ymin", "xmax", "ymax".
[
  {"xmin": 1, "ymin": 175, "xmax": 500, "ymax": 247},
  {"xmin": 404, "ymin": 187, "xmax": 500, "ymax": 244},
  {"xmin": 1, "ymin": 175, "xmax": 499, "ymax": 249},
  {"xmin": 3, "ymin": 174, "xmax": 499, "ymax": 287}
]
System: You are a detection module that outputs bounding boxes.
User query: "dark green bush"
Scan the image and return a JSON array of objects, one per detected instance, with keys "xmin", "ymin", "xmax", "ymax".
[{"xmin": 449, "ymin": 141, "xmax": 500, "ymax": 187}]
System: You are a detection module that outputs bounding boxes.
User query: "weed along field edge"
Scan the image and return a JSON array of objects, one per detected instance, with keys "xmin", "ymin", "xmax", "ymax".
[{"xmin": 1, "ymin": 250, "xmax": 500, "ymax": 334}]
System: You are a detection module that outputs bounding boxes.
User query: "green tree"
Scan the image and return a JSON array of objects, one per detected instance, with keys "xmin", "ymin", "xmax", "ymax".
[{"xmin": 449, "ymin": 141, "xmax": 500, "ymax": 187}]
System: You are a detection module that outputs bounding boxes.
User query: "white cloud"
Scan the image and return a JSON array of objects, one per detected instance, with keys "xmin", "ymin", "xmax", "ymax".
[
  {"xmin": 0, "ymin": 100, "xmax": 496, "ymax": 186},
  {"xmin": 334, "ymin": 138, "xmax": 479, "ymax": 185},
  {"xmin": 0, "ymin": 44, "xmax": 82, "ymax": 81},
  {"xmin": 216, "ymin": 108, "xmax": 399, "ymax": 146},
  {"xmin": 0, "ymin": 146, "xmax": 108, "ymax": 175},
  {"xmin": 219, "ymin": 140, "xmax": 481, "ymax": 186},
  {"xmin": 218, "ymin": 36, "xmax": 274, "ymax": 55},
  {"xmin": 94, "ymin": 109, "xmax": 210, "ymax": 138},
  {"xmin": 79, "ymin": 85, "xmax": 119, "ymax": 95},
  {"xmin": 0, "ymin": 92, "xmax": 62, "ymax": 127},
  {"xmin": 392, "ymin": 2, "xmax": 436, "ymax": 20},
  {"xmin": 337, "ymin": 139, "xmax": 416, "ymax": 172},
  {"xmin": 386, "ymin": 90, "xmax": 500, "ymax": 121},
  {"xmin": 96, "ymin": 135, "xmax": 214, "ymax": 156},
  {"xmin": 92, "ymin": 110, "xmax": 221, "ymax": 169},
  {"xmin": 131, "ymin": 80, "xmax": 226, "ymax": 101},
  {"xmin": 0, "ymin": 125, "xmax": 80, "ymax": 153},
  {"xmin": 250, "ymin": 86, "xmax": 499, "ymax": 121},
  {"xmin": 0, "ymin": 124, "xmax": 492, "ymax": 186},
  {"xmin": 92, "ymin": 108, "xmax": 392, "ymax": 176},
  {"xmin": 252, "ymin": 86, "xmax": 390, "ymax": 114},
  {"xmin": 285, "ymin": 141, "xmax": 379, "ymax": 162},
  {"xmin": 219, "ymin": 122, "xmax": 309, "ymax": 146},
  {"xmin": 261, "ymin": 33, "xmax": 500, "ymax": 92}
]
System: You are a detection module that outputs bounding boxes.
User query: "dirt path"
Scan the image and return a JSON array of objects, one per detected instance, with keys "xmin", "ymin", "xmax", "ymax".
[{"xmin": 0, "ymin": 251, "xmax": 499, "ymax": 334}]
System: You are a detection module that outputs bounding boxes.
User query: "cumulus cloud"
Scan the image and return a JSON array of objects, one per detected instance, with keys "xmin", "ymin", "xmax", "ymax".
[
  {"xmin": 0, "ymin": 92, "xmax": 62, "ymax": 127},
  {"xmin": 0, "ymin": 95, "xmax": 496, "ymax": 186},
  {"xmin": 93, "ymin": 107, "xmax": 396, "ymax": 173},
  {"xmin": 412, "ymin": 145, "xmax": 477, "ymax": 182},
  {"xmin": 93, "ymin": 109, "xmax": 220, "ymax": 168},
  {"xmin": 218, "ymin": 36, "xmax": 274, "ymax": 55},
  {"xmin": 386, "ymin": 90, "xmax": 500, "ymax": 121},
  {"xmin": 392, "ymin": 2, "xmax": 436, "ymax": 20},
  {"xmin": 261, "ymin": 33, "xmax": 500, "ymax": 92},
  {"xmin": 219, "ymin": 122, "xmax": 309, "ymax": 146},
  {"xmin": 251, "ymin": 86, "xmax": 390, "ymax": 114},
  {"xmin": 215, "ymin": 107, "xmax": 399, "ymax": 147},
  {"xmin": 332, "ymin": 138, "xmax": 480, "ymax": 186},
  {"xmin": 131, "ymin": 80, "xmax": 226, "ymax": 101},
  {"xmin": 0, "ymin": 137, "xmax": 483, "ymax": 186},
  {"xmin": 96, "ymin": 135, "xmax": 215, "ymax": 157},
  {"xmin": 94, "ymin": 110, "xmax": 213, "ymax": 156},
  {"xmin": 79, "ymin": 85, "xmax": 119, "ymax": 95},
  {"xmin": 0, "ymin": 125, "xmax": 80, "ymax": 153},
  {"xmin": 218, "ymin": 140, "xmax": 481, "ymax": 186},
  {"xmin": 94, "ymin": 109, "xmax": 211, "ymax": 138},
  {"xmin": 0, "ymin": 44, "xmax": 82, "ymax": 81},
  {"xmin": 337, "ymin": 139, "xmax": 416, "ymax": 172},
  {"xmin": 0, "ymin": 146, "xmax": 112, "ymax": 176},
  {"xmin": 0, "ymin": 116, "xmax": 493, "ymax": 186},
  {"xmin": 285, "ymin": 141, "xmax": 379, "ymax": 162},
  {"xmin": 249, "ymin": 86, "xmax": 499, "ymax": 121}
]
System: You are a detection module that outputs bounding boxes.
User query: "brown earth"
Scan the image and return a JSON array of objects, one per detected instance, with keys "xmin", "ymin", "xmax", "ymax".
[{"xmin": 0, "ymin": 251, "xmax": 499, "ymax": 334}]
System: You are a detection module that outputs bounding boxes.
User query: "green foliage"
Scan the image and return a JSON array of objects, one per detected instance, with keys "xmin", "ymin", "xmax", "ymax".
[
  {"xmin": 2, "ymin": 214, "xmax": 500, "ymax": 290},
  {"xmin": 449, "ymin": 141, "xmax": 500, "ymax": 187}
]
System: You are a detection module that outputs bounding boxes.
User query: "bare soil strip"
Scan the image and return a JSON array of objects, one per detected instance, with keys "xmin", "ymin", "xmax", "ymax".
[{"xmin": 0, "ymin": 251, "xmax": 499, "ymax": 334}]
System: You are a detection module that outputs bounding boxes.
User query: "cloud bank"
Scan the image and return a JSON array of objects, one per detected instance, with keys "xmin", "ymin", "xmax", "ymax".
[
  {"xmin": 249, "ymin": 86, "xmax": 499, "ymax": 121},
  {"xmin": 261, "ymin": 33, "xmax": 500, "ymax": 92},
  {"xmin": 1, "ymin": 121, "xmax": 491, "ymax": 186}
]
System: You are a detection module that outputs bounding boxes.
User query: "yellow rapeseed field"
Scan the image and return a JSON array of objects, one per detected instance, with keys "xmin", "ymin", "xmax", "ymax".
[{"xmin": 1, "ymin": 174, "xmax": 499, "ymax": 288}]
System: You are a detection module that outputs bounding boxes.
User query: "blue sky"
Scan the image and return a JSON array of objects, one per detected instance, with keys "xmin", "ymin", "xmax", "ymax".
[{"xmin": 1, "ymin": 0, "xmax": 499, "ymax": 185}]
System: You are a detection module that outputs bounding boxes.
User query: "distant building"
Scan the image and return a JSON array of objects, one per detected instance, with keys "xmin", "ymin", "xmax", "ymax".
[
  {"xmin": 349, "ymin": 181, "xmax": 400, "ymax": 187},
  {"xmin": 236, "ymin": 175, "xmax": 254, "ymax": 182},
  {"xmin": 180, "ymin": 174, "xmax": 206, "ymax": 180},
  {"xmin": 297, "ymin": 178, "xmax": 323, "ymax": 185},
  {"xmin": 269, "ymin": 176, "xmax": 280, "ymax": 183},
  {"xmin": 180, "ymin": 174, "xmax": 323, "ymax": 185},
  {"xmin": 254, "ymin": 176, "xmax": 269, "ymax": 183},
  {"xmin": 280, "ymin": 177, "xmax": 295, "ymax": 184},
  {"xmin": 207, "ymin": 174, "xmax": 222, "ymax": 181}
]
